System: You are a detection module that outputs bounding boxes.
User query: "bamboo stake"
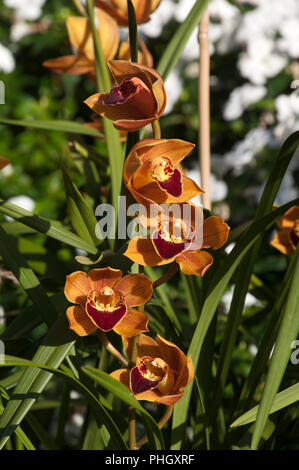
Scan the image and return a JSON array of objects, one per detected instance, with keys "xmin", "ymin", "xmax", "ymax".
[{"xmin": 198, "ymin": 9, "xmax": 211, "ymax": 211}]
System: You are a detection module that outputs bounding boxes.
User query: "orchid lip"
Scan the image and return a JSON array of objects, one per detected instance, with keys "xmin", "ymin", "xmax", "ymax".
[
  {"xmin": 151, "ymin": 157, "xmax": 182, "ymax": 197},
  {"xmin": 152, "ymin": 220, "xmax": 194, "ymax": 259},
  {"xmin": 130, "ymin": 356, "xmax": 164, "ymax": 394},
  {"xmin": 104, "ymin": 78, "xmax": 137, "ymax": 105},
  {"xmin": 85, "ymin": 289, "xmax": 127, "ymax": 331}
]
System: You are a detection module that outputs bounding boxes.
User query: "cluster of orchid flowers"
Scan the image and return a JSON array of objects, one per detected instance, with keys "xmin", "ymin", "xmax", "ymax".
[
  {"xmin": 45, "ymin": 0, "xmax": 231, "ymax": 406},
  {"xmin": 43, "ymin": 0, "xmax": 296, "ymax": 408}
]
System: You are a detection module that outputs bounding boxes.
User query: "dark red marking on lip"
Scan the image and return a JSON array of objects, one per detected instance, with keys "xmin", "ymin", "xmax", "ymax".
[
  {"xmin": 130, "ymin": 357, "xmax": 162, "ymax": 394},
  {"xmin": 104, "ymin": 79, "xmax": 137, "ymax": 105},
  {"xmin": 85, "ymin": 299, "xmax": 127, "ymax": 331},
  {"xmin": 157, "ymin": 168, "xmax": 182, "ymax": 197}
]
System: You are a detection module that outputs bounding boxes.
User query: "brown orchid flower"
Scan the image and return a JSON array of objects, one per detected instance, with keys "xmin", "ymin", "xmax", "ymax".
[
  {"xmin": 84, "ymin": 61, "xmax": 167, "ymax": 131},
  {"xmin": 43, "ymin": 9, "xmax": 119, "ymax": 74},
  {"xmin": 270, "ymin": 206, "xmax": 299, "ymax": 256},
  {"xmin": 64, "ymin": 267, "xmax": 152, "ymax": 336},
  {"xmin": 124, "ymin": 204, "xmax": 230, "ymax": 276},
  {"xmin": 95, "ymin": 0, "xmax": 162, "ymax": 26},
  {"xmin": 111, "ymin": 333, "xmax": 194, "ymax": 405},
  {"xmin": 124, "ymin": 138, "xmax": 203, "ymax": 206}
]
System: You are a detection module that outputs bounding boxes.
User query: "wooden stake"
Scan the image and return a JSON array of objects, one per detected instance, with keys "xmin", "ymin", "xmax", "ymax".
[{"xmin": 198, "ymin": 9, "xmax": 211, "ymax": 211}]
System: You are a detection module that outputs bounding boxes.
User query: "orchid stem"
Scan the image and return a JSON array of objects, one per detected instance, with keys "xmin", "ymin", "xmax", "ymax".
[
  {"xmin": 136, "ymin": 405, "xmax": 174, "ymax": 449},
  {"xmin": 152, "ymin": 119, "xmax": 161, "ymax": 139},
  {"xmin": 72, "ymin": 0, "xmax": 87, "ymax": 16},
  {"xmin": 97, "ymin": 331, "xmax": 129, "ymax": 367},
  {"xmin": 127, "ymin": 334, "xmax": 140, "ymax": 449},
  {"xmin": 153, "ymin": 262, "xmax": 179, "ymax": 289},
  {"xmin": 129, "ymin": 406, "xmax": 137, "ymax": 450}
]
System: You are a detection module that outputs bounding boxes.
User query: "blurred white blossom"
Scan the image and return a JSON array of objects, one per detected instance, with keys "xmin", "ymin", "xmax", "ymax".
[
  {"xmin": 223, "ymin": 83, "xmax": 266, "ymax": 121},
  {"xmin": 186, "ymin": 167, "xmax": 228, "ymax": 204},
  {"xmin": 5, "ymin": 196, "xmax": 35, "ymax": 222},
  {"xmin": 274, "ymin": 93, "xmax": 299, "ymax": 140},
  {"xmin": 4, "ymin": 0, "xmax": 46, "ymax": 21},
  {"xmin": 0, "ymin": 43, "xmax": 15, "ymax": 73},
  {"xmin": 222, "ymin": 128, "xmax": 273, "ymax": 175},
  {"xmin": 164, "ymin": 69, "xmax": 183, "ymax": 114}
]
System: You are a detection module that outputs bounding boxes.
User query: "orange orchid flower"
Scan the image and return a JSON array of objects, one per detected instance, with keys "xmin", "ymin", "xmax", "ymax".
[
  {"xmin": 124, "ymin": 204, "xmax": 230, "ymax": 276},
  {"xmin": 124, "ymin": 138, "xmax": 203, "ymax": 206},
  {"xmin": 0, "ymin": 157, "xmax": 9, "ymax": 170},
  {"xmin": 84, "ymin": 61, "xmax": 167, "ymax": 131},
  {"xmin": 64, "ymin": 267, "xmax": 152, "ymax": 336},
  {"xmin": 111, "ymin": 334, "xmax": 194, "ymax": 405},
  {"xmin": 270, "ymin": 206, "xmax": 299, "ymax": 256},
  {"xmin": 43, "ymin": 9, "xmax": 119, "ymax": 74},
  {"xmin": 95, "ymin": 0, "xmax": 162, "ymax": 26}
]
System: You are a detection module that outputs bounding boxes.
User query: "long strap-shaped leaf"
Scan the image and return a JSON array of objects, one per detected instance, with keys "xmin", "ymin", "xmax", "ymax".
[
  {"xmin": 0, "ymin": 356, "xmax": 127, "ymax": 449},
  {"xmin": 0, "ymin": 118, "xmax": 104, "ymax": 137},
  {"xmin": 250, "ymin": 243, "xmax": 299, "ymax": 449},
  {"xmin": 171, "ymin": 132, "xmax": 299, "ymax": 449},
  {"xmin": 60, "ymin": 159, "xmax": 101, "ymax": 247},
  {"xmin": 210, "ymin": 131, "xmax": 299, "ymax": 424},
  {"xmin": 231, "ymin": 382, "xmax": 299, "ymax": 429},
  {"xmin": 0, "ymin": 225, "xmax": 58, "ymax": 327},
  {"xmin": 0, "ymin": 199, "xmax": 97, "ymax": 254},
  {"xmin": 170, "ymin": 198, "xmax": 299, "ymax": 449},
  {"xmin": 0, "ymin": 315, "xmax": 75, "ymax": 449},
  {"xmin": 157, "ymin": 0, "xmax": 210, "ymax": 80}
]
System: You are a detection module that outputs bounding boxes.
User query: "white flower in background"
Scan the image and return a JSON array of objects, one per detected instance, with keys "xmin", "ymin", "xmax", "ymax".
[
  {"xmin": 223, "ymin": 83, "xmax": 266, "ymax": 121},
  {"xmin": 4, "ymin": 0, "xmax": 46, "ymax": 21},
  {"xmin": 10, "ymin": 21, "xmax": 32, "ymax": 42},
  {"xmin": 164, "ymin": 69, "xmax": 183, "ymax": 114},
  {"xmin": 0, "ymin": 43, "xmax": 15, "ymax": 73},
  {"xmin": 5, "ymin": 196, "xmax": 35, "ymax": 222},
  {"xmin": 221, "ymin": 285, "xmax": 262, "ymax": 314},
  {"xmin": 238, "ymin": 50, "xmax": 287, "ymax": 86},
  {"xmin": 139, "ymin": 0, "xmax": 174, "ymax": 38},
  {"xmin": 223, "ymin": 128, "xmax": 273, "ymax": 175},
  {"xmin": 274, "ymin": 93, "xmax": 299, "ymax": 140},
  {"xmin": 234, "ymin": 0, "xmax": 299, "ymax": 84},
  {"xmin": 186, "ymin": 167, "xmax": 228, "ymax": 204},
  {"xmin": 277, "ymin": 17, "xmax": 299, "ymax": 58}
]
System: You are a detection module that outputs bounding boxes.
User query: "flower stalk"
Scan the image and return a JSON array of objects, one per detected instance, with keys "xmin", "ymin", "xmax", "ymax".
[{"xmin": 97, "ymin": 330, "xmax": 129, "ymax": 367}]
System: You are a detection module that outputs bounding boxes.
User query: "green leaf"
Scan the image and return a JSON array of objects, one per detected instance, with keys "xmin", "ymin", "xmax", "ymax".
[
  {"xmin": 60, "ymin": 159, "xmax": 101, "ymax": 247},
  {"xmin": 170, "ymin": 198, "xmax": 299, "ymax": 449},
  {"xmin": 0, "ymin": 315, "xmax": 75, "ymax": 449},
  {"xmin": 82, "ymin": 367, "xmax": 165, "ymax": 450},
  {"xmin": 250, "ymin": 243, "xmax": 299, "ymax": 449},
  {"xmin": 0, "ymin": 118, "xmax": 104, "ymax": 137},
  {"xmin": 211, "ymin": 130, "xmax": 299, "ymax": 427},
  {"xmin": 0, "ymin": 353, "xmax": 128, "ymax": 450},
  {"xmin": 157, "ymin": 0, "xmax": 210, "ymax": 80},
  {"xmin": 231, "ymin": 382, "xmax": 299, "ymax": 428},
  {"xmin": 0, "ymin": 225, "xmax": 58, "ymax": 327},
  {"xmin": 0, "ymin": 199, "xmax": 97, "ymax": 254},
  {"xmin": 127, "ymin": 0, "xmax": 138, "ymax": 62},
  {"xmin": 0, "ymin": 388, "xmax": 36, "ymax": 450}
]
